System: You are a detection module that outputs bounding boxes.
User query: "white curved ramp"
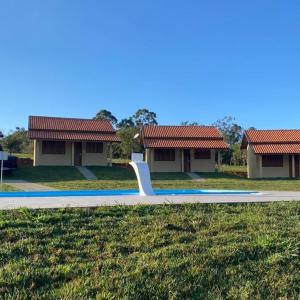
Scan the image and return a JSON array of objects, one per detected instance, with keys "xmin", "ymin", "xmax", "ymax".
[{"xmin": 129, "ymin": 161, "xmax": 154, "ymax": 196}]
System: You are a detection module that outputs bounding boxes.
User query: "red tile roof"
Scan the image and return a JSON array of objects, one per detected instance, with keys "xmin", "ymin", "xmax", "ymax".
[
  {"xmin": 143, "ymin": 125, "xmax": 223, "ymax": 139},
  {"xmin": 242, "ymin": 130, "xmax": 300, "ymax": 154},
  {"xmin": 142, "ymin": 126, "xmax": 228, "ymax": 149},
  {"xmin": 28, "ymin": 116, "xmax": 120, "ymax": 142},
  {"xmin": 245, "ymin": 130, "xmax": 300, "ymax": 143},
  {"xmin": 252, "ymin": 143, "xmax": 300, "ymax": 154},
  {"xmin": 143, "ymin": 139, "xmax": 228, "ymax": 149},
  {"xmin": 29, "ymin": 116, "xmax": 115, "ymax": 132}
]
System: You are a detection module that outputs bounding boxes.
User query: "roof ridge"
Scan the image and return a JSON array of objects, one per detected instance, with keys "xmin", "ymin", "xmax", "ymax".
[
  {"xmin": 246, "ymin": 129, "xmax": 300, "ymax": 132},
  {"xmin": 143, "ymin": 125, "xmax": 215, "ymax": 128},
  {"xmin": 29, "ymin": 115, "xmax": 110, "ymax": 122}
]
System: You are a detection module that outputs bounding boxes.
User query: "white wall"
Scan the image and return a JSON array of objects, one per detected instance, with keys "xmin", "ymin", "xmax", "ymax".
[
  {"xmin": 247, "ymin": 146, "xmax": 261, "ymax": 178},
  {"xmin": 190, "ymin": 149, "xmax": 216, "ymax": 172},
  {"xmin": 145, "ymin": 148, "xmax": 217, "ymax": 173},
  {"xmin": 247, "ymin": 146, "xmax": 291, "ymax": 178},
  {"xmin": 34, "ymin": 140, "xmax": 110, "ymax": 166},
  {"xmin": 261, "ymin": 155, "xmax": 290, "ymax": 178},
  {"xmin": 82, "ymin": 142, "xmax": 109, "ymax": 166},
  {"xmin": 146, "ymin": 149, "xmax": 182, "ymax": 172},
  {"xmin": 34, "ymin": 140, "xmax": 72, "ymax": 166}
]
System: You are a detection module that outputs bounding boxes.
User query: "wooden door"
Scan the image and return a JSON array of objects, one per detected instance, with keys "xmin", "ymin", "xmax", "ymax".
[
  {"xmin": 183, "ymin": 149, "xmax": 191, "ymax": 172},
  {"xmin": 74, "ymin": 142, "xmax": 82, "ymax": 166},
  {"xmin": 295, "ymin": 155, "xmax": 300, "ymax": 178}
]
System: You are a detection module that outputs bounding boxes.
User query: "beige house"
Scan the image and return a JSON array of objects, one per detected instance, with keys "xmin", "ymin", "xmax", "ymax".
[
  {"xmin": 141, "ymin": 125, "xmax": 228, "ymax": 172},
  {"xmin": 241, "ymin": 129, "xmax": 300, "ymax": 178},
  {"xmin": 28, "ymin": 116, "xmax": 120, "ymax": 167}
]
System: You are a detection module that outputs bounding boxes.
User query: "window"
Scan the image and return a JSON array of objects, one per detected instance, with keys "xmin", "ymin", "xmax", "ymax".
[
  {"xmin": 262, "ymin": 155, "xmax": 283, "ymax": 167},
  {"xmin": 194, "ymin": 149, "xmax": 211, "ymax": 159},
  {"xmin": 86, "ymin": 142, "xmax": 103, "ymax": 153},
  {"xmin": 42, "ymin": 141, "xmax": 65, "ymax": 154},
  {"xmin": 154, "ymin": 149, "xmax": 175, "ymax": 161}
]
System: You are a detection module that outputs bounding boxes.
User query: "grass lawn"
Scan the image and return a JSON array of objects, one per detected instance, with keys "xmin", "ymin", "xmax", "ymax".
[
  {"xmin": 44, "ymin": 170, "xmax": 300, "ymax": 192},
  {"xmin": 89, "ymin": 166, "xmax": 136, "ymax": 180},
  {"xmin": 112, "ymin": 158, "xmax": 130, "ymax": 164},
  {"xmin": 0, "ymin": 202, "xmax": 299, "ymax": 299},
  {"xmin": 4, "ymin": 165, "xmax": 300, "ymax": 191},
  {"xmin": 11, "ymin": 152, "xmax": 33, "ymax": 159},
  {"xmin": 220, "ymin": 164, "xmax": 247, "ymax": 173},
  {"xmin": 5, "ymin": 166, "xmax": 84, "ymax": 182},
  {"xmin": 0, "ymin": 184, "xmax": 18, "ymax": 191}
]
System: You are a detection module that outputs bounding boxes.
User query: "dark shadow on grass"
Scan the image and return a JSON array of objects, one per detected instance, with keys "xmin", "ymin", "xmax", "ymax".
[{"xmin": 5, "ymin": 166, "xmax": 84, "ymax": 182}]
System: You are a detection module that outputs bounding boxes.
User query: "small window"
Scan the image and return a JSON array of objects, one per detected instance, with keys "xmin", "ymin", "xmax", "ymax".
[
  {"xmin": 154, "ymin": 149, "xmax": 175, "ymax": 161},
  {"xmin": 262, "ymin": 155, "xmax": 283, "ymax": 167},
  {"xmin": 194, "ymin": 149, "xmax": 211, "ymax": 159},
  {"xmin": 86, "ymin": 142, "xmax": 103, "ymax": 153},
  {"xmin": 42, "ymin": 141, "xmax": 65, "ymax": 154}
]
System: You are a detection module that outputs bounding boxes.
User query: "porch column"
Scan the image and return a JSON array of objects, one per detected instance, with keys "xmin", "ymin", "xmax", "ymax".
[
  {"xmin": 217, "ymin": 151, "xmax": 221, "ymax": 172},
  {"xmin": 292, "ymin": 155, "xmax": 295, "ymax": 178},
  {"xmin": 145, "ymin": 148, "xmax": 150, "ymax": 163},
  {"xmin": 71, "ymin": 142, "xmax": 74, "ymax": 166},
  {"xmin": 150, "ymin": 149, "xmax": 154, "ymax": 171},
  {"xmin": 33, "ymin": 139, "xmax": 38, "ymax": 167},
  {"xmin": 181, "ymin": 149, "xmax": 184, "ymax": 172},
  {"xmin": 259, "ymin": 155, "xmax": 263, "ymax": 178},
  {"xmin": 108, "ymin": 143, "xmax": 113, "ymax": 167}
]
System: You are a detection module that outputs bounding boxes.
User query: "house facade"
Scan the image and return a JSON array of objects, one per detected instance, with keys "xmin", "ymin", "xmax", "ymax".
[
  {"xmin": 28, "ymin": 116, "xmax": 120, "ymax": 167},
  {"xmin": 241, "ymin": 130, "xmax": 300, "ymax": 178},
  {"xmin": 141, "ymin": 125, "xmax": 228, "ymax": 172}
]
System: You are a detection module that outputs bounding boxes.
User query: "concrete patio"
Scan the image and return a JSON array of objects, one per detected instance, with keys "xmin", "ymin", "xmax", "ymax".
[{"xmin": 0, "ymin": 191, "xmax": 300, "ymax": 210}]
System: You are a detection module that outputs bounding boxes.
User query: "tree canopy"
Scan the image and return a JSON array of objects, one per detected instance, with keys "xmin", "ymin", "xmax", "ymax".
[
  {"xmin": 213, "ymin": 116, "xmax": 243, "ymax": 146},
  {"xmin": 132, "ymin": 109, "xmax": 158, "ymax": 127},
  {"xmin": 180, "ymin": 121, "xmax": 202, "ymax": 126},
  {"xmin": 1, "ymin": 128, "xmax": 32, "ymax": 154},
  {"xmin": 94, "ymin": 109, "xmax": 118, "ymax": 125}
]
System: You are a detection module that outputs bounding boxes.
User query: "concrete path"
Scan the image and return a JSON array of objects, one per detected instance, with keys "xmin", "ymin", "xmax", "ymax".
[
  {"xmin": 186, "ymin": 172, "xmax": 205, "ymax": 181},
  {"xmin": 0, "ymin": 191, "xmax": 300, "ymax": 210},
  {"xmin": 3, "ymin": 180, "xmax": 57, "ymax": 191},
  {"xmin": 76, "ymin": 166, "xmax": 97, "ymax": 180}
]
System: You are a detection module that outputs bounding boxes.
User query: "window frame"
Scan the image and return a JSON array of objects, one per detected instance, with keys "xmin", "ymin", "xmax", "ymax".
[
  {"xmin": 194, "ymin": 149, "xmax": 211, "ymax": 160},
  {"xmin": 86, "ymin": 142, "xmax": 104, "ymax": 154},
  {"xmin": 42, "ymin": 141, "xmax": 66, "ymax": 155},
  {"xmin": 154, "ymin": 149, "xmax": 176, "ymax": 161},
  {"xmin": 262, "ymin": 155, "xmax": 284, "ymax": 168}
]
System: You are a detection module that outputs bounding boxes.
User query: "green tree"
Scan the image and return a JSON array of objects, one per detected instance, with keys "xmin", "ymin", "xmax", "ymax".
[
  {"xmin": 94, "ymin": 108, "xmax": 158, "ymax": 159},
  {"xmin": 180, "ymin": 121, "xmax": 202, "ymax": 126},
  {"xmin": 2, "ymin": 128, "xmax": 32, "ymax": 154},
  {"xmin": 231, "ymin": 143, "xmax": 247, "ymax": 165},
  {"xmin": 132, "ymin": 108, "xmax": 157, "ymax": 127},
  {"xmin": 117, "ymin": 118, "xmax": 135, "ymax": 129},
  {"xmin": 212, "ymin": 116, "xmax": 244, "ymax": 165},
  {"xmin": 94, "ymin": 109, "xmax": 118, "ymax": 125},
  {"xmin": 117, "ymin": 127, "xmax": 142, "ymax": 159},
  {"xmin": 213, "ymin": 116, "xmax": 243, "ymax": 146}
]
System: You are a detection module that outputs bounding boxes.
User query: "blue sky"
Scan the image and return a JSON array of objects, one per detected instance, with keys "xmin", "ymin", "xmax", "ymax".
[{"xmin": 1, "ymin": 0, "xmax": 300, "ymax": 133}]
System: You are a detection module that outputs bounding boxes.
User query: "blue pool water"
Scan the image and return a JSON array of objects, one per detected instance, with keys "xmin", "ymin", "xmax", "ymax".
[{"xmin": 0, "ymin": 189, "xmax": 258, "ymax": 198}]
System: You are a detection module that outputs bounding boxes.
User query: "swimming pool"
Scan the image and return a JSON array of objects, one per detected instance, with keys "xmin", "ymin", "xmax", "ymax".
[{"xmin": 0, "ymin": 189, "xmax": 259, "ymax": 198}]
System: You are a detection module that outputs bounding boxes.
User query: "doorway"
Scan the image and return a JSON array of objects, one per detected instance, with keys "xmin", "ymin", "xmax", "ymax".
[
  {"xmin": 183, "ymin": 149, "xmax": 191, "ymax": 172},
  {"xmin": 289, "ymin": 155, "xmax": 300, "ymax": 178},
  {"xmin": 74, "ymin": 142, "xmax": 82, "ymax": 166}
]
